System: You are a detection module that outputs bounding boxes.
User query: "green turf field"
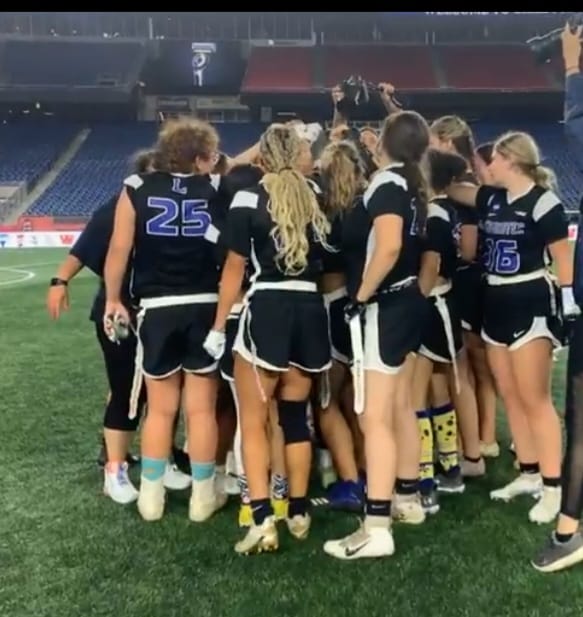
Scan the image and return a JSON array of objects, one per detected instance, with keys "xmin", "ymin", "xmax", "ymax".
[{"xmin": 0, "ymin": 248, "xmax": 580, "ymax": 617}]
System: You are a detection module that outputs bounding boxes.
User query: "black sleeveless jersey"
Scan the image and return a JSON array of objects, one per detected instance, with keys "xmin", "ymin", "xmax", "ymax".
[
  {"xmin": 476, "ymin": 184, "xmax": 568, "ymax": 278},
  {"xmin": 125, "ymin": 171, "xmax": 228, "ymax": 299},
  {"xmin": 341, "ymin": 164, "xmax": 421, "ymax": 298},
  {"xmin": 223, "ymin": 178, "xmax": 328, "ymax": 285},
  {"xmin": 424, "ymin": 196, "xmax": 458, "ymax": 281}
]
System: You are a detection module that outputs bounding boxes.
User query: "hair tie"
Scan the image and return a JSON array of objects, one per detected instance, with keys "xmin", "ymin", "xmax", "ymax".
[{"xmin": 278, "ymin": 166, "xmax": 293, "ymax": 173}]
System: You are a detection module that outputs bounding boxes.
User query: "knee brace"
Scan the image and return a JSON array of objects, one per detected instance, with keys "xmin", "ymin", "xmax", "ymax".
[{"xmin": 278, "ymin": 400, "xmax": 311, "ymax": 445}]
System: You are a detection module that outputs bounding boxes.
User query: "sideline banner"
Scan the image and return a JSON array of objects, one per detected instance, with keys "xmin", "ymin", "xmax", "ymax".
[
  {"xmin": 0, "ymin": 231, "xmax": 81, "ymax": 249},
  {"xmin": 0, "ymin": 226, "xmax": 579, "ymax": 249}
]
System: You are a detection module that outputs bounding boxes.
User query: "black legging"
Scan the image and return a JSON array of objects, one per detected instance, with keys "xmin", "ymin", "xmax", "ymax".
[
  {"xmin": 95, "ymin": 323, "xmax": 145, "ymax": 432},
  {"xmin": 560, "ymin": 315, "xmax": 583, "ymax": 519}
]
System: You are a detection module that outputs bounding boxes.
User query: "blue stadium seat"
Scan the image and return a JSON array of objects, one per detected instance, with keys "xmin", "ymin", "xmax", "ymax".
[
  {"xmin": 3, "ymin": 41, "xmax": 144, "ymax": 86},
  {"xmin": 27, "ymin": 122, "xmax": 266, "ymax": 217},
  {"xmin": 18, "ymin": 121, "xmax": 581, "ymax": 218},
  {"xmin": 0, "ymin": 121, "xmax": 78, "ymax": 187}
]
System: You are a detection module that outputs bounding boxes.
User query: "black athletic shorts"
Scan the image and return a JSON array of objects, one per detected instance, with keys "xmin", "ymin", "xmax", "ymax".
[
  {"xmin": 137, "ymin": 295, "xmax": 218, "ymax": 378},
  {"xmin": 323, "ymin": 287, "xmax": 351, "ymax": 364},
  {"xmin": 453, "ymin": 264, "xmax": 484, "ymax": 335},
  {"xmin": 481, "ymin": 276, "xmax": 563, "ymax": 350},
  {"xmin": 233, "ymin": 289, "xmax": 331, "ymax": 373},
  {"xmin": 220, "ymin": 305, "xmax": 242, "ymax": 382},
  {"xmin": 361, "ymin": 281, "xmax": 428, "ymax": 374},
  {"xmin": 418, "ymin": 286, "xmax": 463, "ymax": 364}
]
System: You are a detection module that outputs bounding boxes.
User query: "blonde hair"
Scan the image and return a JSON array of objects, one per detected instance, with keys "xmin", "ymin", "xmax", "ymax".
[
  {"xmin": 154, "ymin": 116, "xmax": 218, "ymax": 174},
  {"xmin": 260, "ymin": 124, "xmax": 331, "ymax": 276},
  {"xmin": 494, "ymin": 131, "xmax": 557, "ymax": 191},
  {"xmin": 319, "ymin": 140, "xmax": 366, "ymax": 214},
  {"xmin": 430, "ymin": 115, "xmax": 475, "ymax": 164}
]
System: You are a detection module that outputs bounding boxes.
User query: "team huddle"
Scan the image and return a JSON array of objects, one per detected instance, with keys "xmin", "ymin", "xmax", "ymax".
[{"xmin": 47, "ymin": 108, "xmax": 579, "ymax": 561}]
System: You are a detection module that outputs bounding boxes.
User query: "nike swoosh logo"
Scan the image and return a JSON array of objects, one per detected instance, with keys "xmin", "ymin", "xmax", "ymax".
[
  {"xmin": 344, "ymin": 539, "xmax": 370, "ymax": 557},
  {"xmin": 513, "ymin": 330, "xmax": 526, "ymax": 338}
]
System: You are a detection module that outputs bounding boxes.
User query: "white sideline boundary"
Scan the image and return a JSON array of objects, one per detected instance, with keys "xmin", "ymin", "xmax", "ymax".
[
  {"xmin": 0, "ymin": 267, "xmax": 36, "ymax": 286},
  {"xmin": 0, "ymin": 261, "xmax": 60, "ymax": 288}
]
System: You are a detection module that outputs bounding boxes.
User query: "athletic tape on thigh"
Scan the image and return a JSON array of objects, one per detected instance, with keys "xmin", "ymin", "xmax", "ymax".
[
  {"xmin": 434, "ymin": 293, "xmax": 460, "ymax": 394},
  {"xmin": 349, "ymin": 315, "xmax": 365, "ymax": 415},
  {"xmin": 128, "ymin": 307, "xmax": 145, "ymax": 420}
]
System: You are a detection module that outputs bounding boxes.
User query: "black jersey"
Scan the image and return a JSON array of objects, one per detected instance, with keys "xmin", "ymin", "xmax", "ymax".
[
  {"xmin": 344, "ymin": 164, "xmax": 421, "ymax": 297},
  {"xmin": 70, "ymin": 196, "xmax": 132, "ymax": 322},
  {"xmin": 125, "ymin": 171, "xmax": 226, "ymax": 299},
  {"xmin": 223, "ymin": 178, "xmax": 327, "ymax": 286},
  {"xmin": 452, "ymin": 171, "xmax": 480, "ymax": 267},
  {"xmin": 341, "ymin": 196, "xmax": 369, "ymax": 299},
  {"xmin": 476, "ymin": 184, "xmax": 568, "ymax": 278},
  {"xmin": 424, "ymin": 196, "xmax": 458, "ymax": 281}
]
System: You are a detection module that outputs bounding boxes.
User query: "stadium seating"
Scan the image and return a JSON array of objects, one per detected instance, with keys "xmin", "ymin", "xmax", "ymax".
[
  {"xmin": 28, "ymin": 123, "xmax": 157, "ymax": 216},
  {"xmin": 9, "ymin": 121, "xmax": 579, "ymax": 218},
  {"xmin": 2, "ymin": 40, "xmax": 144, "ymax": 85},
  {"xmin": 242, "ymin": 47, "xmax": 314, "ymax": 92},
  {"xmin": 440, "ymin": 46, "xmax": 553, "ymax": 91},
  {"xmin": 322, "ymin": 46, "xmax": 437, "ymax": 90},
  {"xmin": 0, "ymin": 121, "xmax": 78, "ymax": 186},
  {"xmin": 27, "ymin": 122, "xmax": 266, "ymax": 217}
]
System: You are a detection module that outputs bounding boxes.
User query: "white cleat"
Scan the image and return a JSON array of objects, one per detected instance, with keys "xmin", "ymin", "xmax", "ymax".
[
  {"xmin": 490, "ymin": 473, "xmax": 542, "ymax": 502},
  {"xmin": 189, "ymin": 475, "xmax": 228, "ymax": 522},
  {"xmin": 103, "ymin": 462, "xmax": 138, "ymax": 505},
  {"xmin": 286, "ymin": 513, "xmax": 311, "ymax": 540},
  {"xmin": 163, "ymin": 463, "xmax": 191, "ymax": 491},
  {"xmin": 480, "ymin": 442, "xmax": 500, "ymax": 458},
  {"xmin": 137, "ymin": 476, "xmax": 166, "ymax": 521},
  {"xmin": 324, "ymin": 523, "xmax": 395, "ymax": 560},
  {"xmin": 529, "ymin": 486, "xmax": 561, "ymax": 524},
  {"xmin": 224, "ymin": 474, "xmax": 241, "ymax": 496},
  {"xmin": 235, "ymin": 516, "xmax": 279, "ymax": 555},
  {"xmin": 391, "ymin": 493, "xmax": 426, "ymax": 525}
]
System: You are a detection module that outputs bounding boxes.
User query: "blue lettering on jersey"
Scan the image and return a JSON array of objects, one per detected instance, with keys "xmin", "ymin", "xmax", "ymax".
[
  {"xmin": 172, "ymin": 177, "xmax": 188, "ymax": 195},
  {"xmin": 146, "ymin": 197, "xmax": 211, "ymax": 238},
  {"xmin": 484, "ymin": 238, "xmax": 520, "ymax": 274}
]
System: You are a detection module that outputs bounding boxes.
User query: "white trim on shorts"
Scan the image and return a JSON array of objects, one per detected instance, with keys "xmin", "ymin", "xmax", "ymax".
[
  {"xmin": 220, "ymin": 303, "xmax": 244, "ymax": 382},
  {"xmin": 481, "ymin": 316, "xmax": 561, "ymax": 351},
  {"xmin": 136, "ymin": 293, "xmax": 219, "ymax": 379},
  {"xmin": 363, "ymin": 302, "xmax": 403, "ymax": 375},
  {"xmin": 233, "ymin": 301, "xmax": 331, "ymax": 373}
]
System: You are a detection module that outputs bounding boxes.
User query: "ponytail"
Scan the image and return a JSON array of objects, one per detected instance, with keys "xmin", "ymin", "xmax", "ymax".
[
  {"xmin": 401, "ymin": 160, "xmax": 429, "ymax": 235},
  {"xmin": 532, "ymin": 164, "xmax": 557, "ymax": 192},
  {"xmin": 262, "ymin": 169, "xmax": 331, "ymax": 276}
]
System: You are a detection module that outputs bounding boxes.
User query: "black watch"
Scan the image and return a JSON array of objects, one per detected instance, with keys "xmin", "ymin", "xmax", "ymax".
[{"xmin": 50, "ymin": 277, "xmax": 68, "ymax": 287}]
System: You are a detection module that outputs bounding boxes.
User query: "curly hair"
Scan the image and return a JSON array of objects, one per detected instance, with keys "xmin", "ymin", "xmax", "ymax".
[
  {"xmin": 153, "ymin": 116, "xmax": 219, "ymax": 174},
  {"xmin": 319, "ymin": 140, "xmax": 366, "ymax": 214}
]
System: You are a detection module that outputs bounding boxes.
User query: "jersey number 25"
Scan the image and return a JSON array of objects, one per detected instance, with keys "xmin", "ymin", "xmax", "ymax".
[{"xmin": 146, "ymin": 197, "xmax": 211, "ymax": 238}]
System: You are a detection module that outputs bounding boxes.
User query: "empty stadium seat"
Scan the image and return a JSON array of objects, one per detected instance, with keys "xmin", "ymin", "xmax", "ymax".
[
  {"xmin": 3, "ymin": 40, "xmax": 144, "ymax": 86},
  {"xmin": 11, "ymin": 120, "xmax": 578, "ymax": 218},
  {"xmin": 28, "ymin": 123, "xmax": 158, "ymax": 216},
  {"xmin": 0, "ymin": 121, "xmax": 78, "ymax": 186},
  {"xmin": 441, "ymin": 46, "xmax": 553, "ymax": 90},
  {"xmin": 323, "ymin": 46, "xmax": 437, "ymax": 90},
  {"xmin": 27, "ymin": 123, "xmax": 265, "ymax": 217},
  {"xmin": 242, "ymin": 47, "xmax": 314, "ymax": 92}
]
